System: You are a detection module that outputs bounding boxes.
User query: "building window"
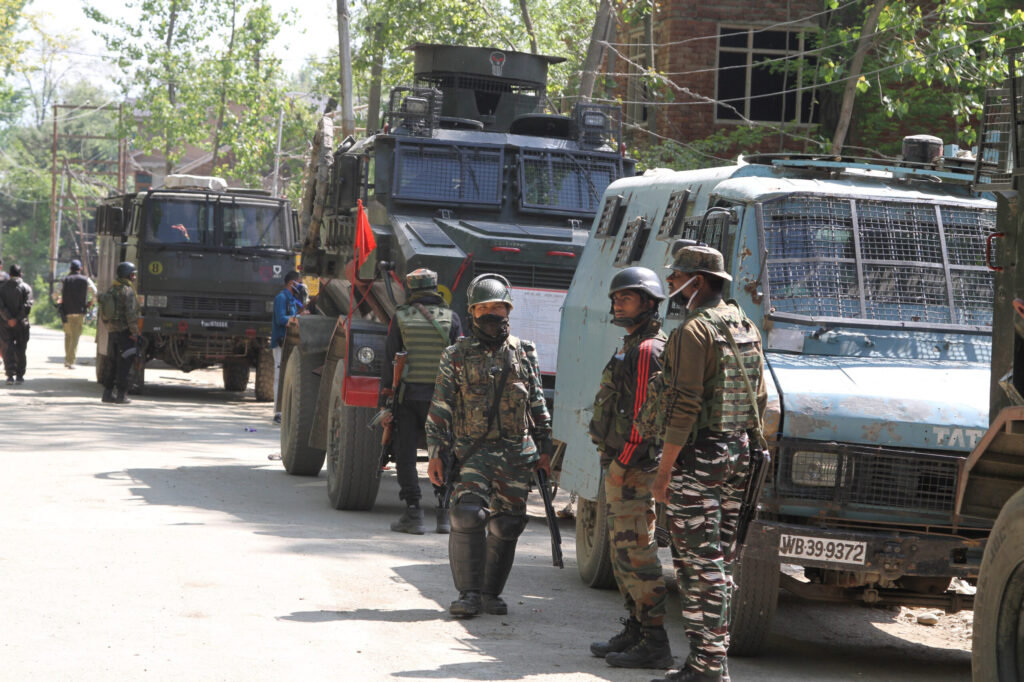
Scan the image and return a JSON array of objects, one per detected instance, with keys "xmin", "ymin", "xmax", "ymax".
[
  {"xmin": 626, "ymin": 32, "xmax": 650, "ymax": 127},
  {"xmin": 716, "ymin": 25, "xmax": 819, "ymax": 124},
  {"xmin": 135, "ymin": 172, "xmax": 153, "ymax": 192}
]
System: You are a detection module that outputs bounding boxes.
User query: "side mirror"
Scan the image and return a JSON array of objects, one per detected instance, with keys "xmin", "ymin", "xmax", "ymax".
[{"xmin": 97, "ymin": 205, "xmax": 125, "ymax": 237}]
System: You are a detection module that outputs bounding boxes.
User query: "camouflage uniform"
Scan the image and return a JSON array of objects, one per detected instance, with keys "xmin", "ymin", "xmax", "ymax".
[
  {"xmin": 103, "ymin": 277, "xmax": 141, "ymax": 396},
  {"xmin": 426, "ymin": 331, "xmax": 551, "ymax": 614},
  {"xmin": 660, "ymin": 298, "xmax": 766, "ymax": 679},
  {"xmin": 591, "ymin": 319, "xmax": 668, "ymax": 627}
]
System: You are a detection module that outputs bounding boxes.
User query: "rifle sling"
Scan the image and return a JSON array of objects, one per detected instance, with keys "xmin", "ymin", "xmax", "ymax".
[
  {"xmin": 460, "ymin": 347, "xmax": 513, "ymax": 461},
  {"xmin": 706, "ymin": 307, "xmax": 768, "ymax": 451},
  {"xmin": 411, "ymin": 302, "xmax": 449, "ymax": 342}
]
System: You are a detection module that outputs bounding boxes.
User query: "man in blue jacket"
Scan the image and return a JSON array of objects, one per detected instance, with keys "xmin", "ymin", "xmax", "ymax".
[{"xmin": 271, "ymin": 271, "xmax": 304, "ymax": 423}]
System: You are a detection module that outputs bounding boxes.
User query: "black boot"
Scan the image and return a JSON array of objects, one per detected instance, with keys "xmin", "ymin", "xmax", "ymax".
[
  {"xmin": 448, "ymin": 515, "xmax": 485, "ymax": 618},
  {"xmin": 606, "ymin": 625, "xmax": 673, "ymax": 669},
  {"xmin": 591, "ymin": 616, "xmax": 642, "ymax": 657},
  {"xmin": 390, "ymin": 505, "xmax": 425, "ymax": 534},
  {"xmin": 435, "ymin": 507, "xmax": 450, "ymax": 534},
  {"xmin": 102, "ymin": 388, "xmax": 115, "ymax": 403},
  {"xmin": 651, "ymin": 665, "xmax": 722, "ymax": 682},
  {"xmin": 482, "ymin": 516, "xmax": 524, "ymax": 615},
  {"xmin": 114, "ymin": 388, "xmax": 131, "ymax": 404}
]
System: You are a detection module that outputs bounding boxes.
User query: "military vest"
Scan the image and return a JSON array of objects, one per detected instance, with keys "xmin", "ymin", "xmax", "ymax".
[
  {"xmin": 693, "ymin": 302, "xmax": 763, "ymax": 433},
  {"xmin": 395, "ymin": 303, "xmax": 453, "ymax": 385},
  {"xmin": 453, "ymin": 335, "xmax": 533, "ymax": 441},
  {"xmin": 589, "ymin": 323, "xmax": 667, "ymax": 451},
  {"xmin": 61, "ymin": 274, "xmax": 90, "ymax": 315}
]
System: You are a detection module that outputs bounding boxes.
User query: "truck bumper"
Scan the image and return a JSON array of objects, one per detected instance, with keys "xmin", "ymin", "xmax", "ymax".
[
  {"xmin": 746, "ymin": 519, "xmax": 984, "ymax": 580},
  {"xmin": 142, "ymin": 316, "xmax": 272, "ymax": 339}
]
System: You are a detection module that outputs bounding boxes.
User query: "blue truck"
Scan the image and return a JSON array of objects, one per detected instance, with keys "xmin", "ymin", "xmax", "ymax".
[{"xmin": 554, "ymin": 136, "xmax": 997, "ymax": 655}]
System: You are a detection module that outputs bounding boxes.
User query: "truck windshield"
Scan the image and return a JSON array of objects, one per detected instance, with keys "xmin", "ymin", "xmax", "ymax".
[
  {"xmin": 519, "ymin": 150, "xmax": 620, "ymax": 215},
  {"xmin": 393, "ymin": 140, "xmax": 503, "ymax": 206},
  {"xmin": 145, "ymin": 197, "xmax": 289, "ymax": 249},
  {"xmin": 762, "ymin": 194, "xmax": 997, "ymax": 330}
]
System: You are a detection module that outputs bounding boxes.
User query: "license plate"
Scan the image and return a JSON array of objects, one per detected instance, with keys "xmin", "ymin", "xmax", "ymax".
[{"xmin": 778, "ymin": 534, "xmax": 867, "ymax": 565}]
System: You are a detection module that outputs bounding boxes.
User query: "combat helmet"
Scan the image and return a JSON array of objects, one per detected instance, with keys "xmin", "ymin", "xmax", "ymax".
[
  {"xmin": 406, "ymin": 268, "xmax": 438, "ymax": 291},
  {"xmin": 466, "ymin": 273, "xmax": 513, "ymax": 312},
  {"xmin": 667, "ymin": 242, "xmax": 732, "ymax": 281},
  {"xmin": 608, "ymin": 266, "xmax": 665, "ymax": 327},
  {"xmin": 116, "ymin": 261, "xmax": 137, "ymax": 279}
]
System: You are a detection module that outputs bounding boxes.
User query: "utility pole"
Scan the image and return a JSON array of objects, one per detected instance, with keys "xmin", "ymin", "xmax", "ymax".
[
  {"xmin": 272, "ymin": 108, "xmax": 284, "ymax": 197},
  {"xmin": 336, "ymin": 0, "xmax": 356, "ymax": 138}
]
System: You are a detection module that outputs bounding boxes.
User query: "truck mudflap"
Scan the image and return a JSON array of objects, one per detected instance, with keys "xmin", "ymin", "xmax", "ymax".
[{"xmin": 745, "ymin": 519, "xmax": 984, "ymax": 580}]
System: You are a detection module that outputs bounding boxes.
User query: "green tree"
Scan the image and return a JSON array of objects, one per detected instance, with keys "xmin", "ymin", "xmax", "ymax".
[{"xmin": 0, "ymin": 0, "xmax": 29, "ymax": 126}]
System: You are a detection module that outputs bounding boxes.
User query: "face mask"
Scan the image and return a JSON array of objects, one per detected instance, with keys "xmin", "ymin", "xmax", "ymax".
[
  {"xmin": 668, "ymin": 276, "xmax": 698, "ymax": 308},
  {"xmin": 473, "ymin": 313, "xmax": 509, "ymax": 343}
]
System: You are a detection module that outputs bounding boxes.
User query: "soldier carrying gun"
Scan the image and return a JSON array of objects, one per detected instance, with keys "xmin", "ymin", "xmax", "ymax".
[{"xmin": 379, "ymin": 268, "xmax": 462, "ymax": 535}]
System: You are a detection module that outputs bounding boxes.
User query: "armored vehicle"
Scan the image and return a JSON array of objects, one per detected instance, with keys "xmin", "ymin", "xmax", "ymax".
[
  {"xmin": 93, "ymin": 174, "xmax": 296, "ymax": 398},
  {"xmin": 555, "ymin": 136, "xmax": 997, "ymax": 655},
  {"xmin": 967, "ymin": 46, "xmax": 1024, "ymax": 682},
  {"xmin": 278, "ymin": 44, "xmax": 633, "ymax": 511}
]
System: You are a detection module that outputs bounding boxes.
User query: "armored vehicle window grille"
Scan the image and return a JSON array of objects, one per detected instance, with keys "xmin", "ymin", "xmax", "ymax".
[
  {"xmin": 323, "ymin": 214, "xmax": 354, "ymax": 250},
  {"xmin": 775, "ymin": 444, "xmax": 960, "ymax": 516},
  {"xmin": 393, "ymin": 140, "xmax": 503, "ymax": 206},
  {"xmin": 657, "ymin": 189, "xmax": 690, "ymax": 240},
  {"xmin": 760, "ymin": 194, "xmax": 996, "ymax": 331},
  {"xmin": 472, "ymin": 261, "xmax": 573, "ymax": 290},
  {"xmin": 519, "ymin": 151, "xmax": 621, "ymax": 216},
  {"xmin": 595, "ymin": 195, "xmax": 626, "ymax": 238},
  {"xmin": 615, "ymin": 216, "xmax": 650, "ymax": 266}
]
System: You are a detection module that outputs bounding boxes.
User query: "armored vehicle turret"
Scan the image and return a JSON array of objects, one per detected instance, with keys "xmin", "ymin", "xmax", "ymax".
[{"xmin": 278, "ymin": 44, "xmax": 634, "ymax": 512}]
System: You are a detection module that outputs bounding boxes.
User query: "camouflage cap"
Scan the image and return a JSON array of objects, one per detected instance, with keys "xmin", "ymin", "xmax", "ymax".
[
  {"xmin": 668, "ymin": 244, "xmax": 732, "ymax": 281},
  {"xmin": 406, "ymin": 268, "xmax": 438, "ymax": 291}
]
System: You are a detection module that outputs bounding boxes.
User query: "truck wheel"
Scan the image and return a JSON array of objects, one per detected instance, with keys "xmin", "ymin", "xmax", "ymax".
[
  {"xmin": 575, "ymin": 487, "xmax": 616, "ymax": 589},
  {"xmin": 325, "ymin": 363, "xmax": 380, "ymax": 510},
  {"xmin": 222, "ymin": 360, "xmax": 251, "ymax": 392},
  {"xmin": 728, "ymin": 545, "xmax": 779, "ymax": 657},
  {"xmin": 973, "ymin": 487, "xmax": 1024, "ymax": 682},
  {"xmin": 127, "ymin": 362, "xmax": 145, "ymax": 395},
  {"xmin": 254, "ymin": 348, "xmax": 274, "ymax": 402},
  {"xmin": 280, "ymin": 352, "xmax": 326, "ymax": 476}
]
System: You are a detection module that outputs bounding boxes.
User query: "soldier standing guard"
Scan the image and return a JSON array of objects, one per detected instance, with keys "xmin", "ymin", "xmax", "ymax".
[
  {"xmin": 425, "ymin": 274, "xmax": 553, "ymax": 618},
  {"xmin": 381, "ymin": 268, "xmax": 463, "ymax": 535},
  {"xmin": 650, "ymin": 245, "xmax": 766, "ymax": 682},
  {"xmin": 101, "ymin": 262, "xmax": 141, "ymax": 405},
  {"xmin": 588, "ymin": 267, "xmax": 673, "ymax": 670}
]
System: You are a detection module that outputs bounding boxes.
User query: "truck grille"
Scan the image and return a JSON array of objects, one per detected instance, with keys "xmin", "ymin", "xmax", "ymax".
[
  {"xmin": 472, "ymin": 261, "xmax": 573, "ymax": 290},
  {"xmin": 165, "ymin": 296, "xmax": 267, "ymax": 320},
  {"xmin": 774, "ymin": 442, "xmax": 961, "ymax": 516}
]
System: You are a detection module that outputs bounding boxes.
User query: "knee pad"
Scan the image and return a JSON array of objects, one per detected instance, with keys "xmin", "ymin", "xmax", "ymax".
[
  {"xmin": 487, "ymin": 514, "xmax": 527, "ymax": 540},
  {"xmin": 449, "ymin": 494, "xmax": 488, "ymax": 532}
]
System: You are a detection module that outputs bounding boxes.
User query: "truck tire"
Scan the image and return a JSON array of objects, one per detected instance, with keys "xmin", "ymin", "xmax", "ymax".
[
  {"xmin": 280, "ymin": 352, "xmax": 326, "ymax": 476},
  {"xmin": 254, "ymin": 347, "xmax": 274, "ymax": 402},
  {"xmin": 575, "ymin": 486, "xmax": 616, "ymax": 589},
  {"xmin": 325, "ymin": 363, "xmax": 380, "ymax": 510},
  {"xmin": 222, "ymin": 360, "xmax": 251, "ymax": 392},
  {"xmin": 728, "ymin": 545, "xmax": 780, "ymax": 657},
  {"xmin": 973, "ymin": 487, "xmax": 1024, "ymax": 682}
]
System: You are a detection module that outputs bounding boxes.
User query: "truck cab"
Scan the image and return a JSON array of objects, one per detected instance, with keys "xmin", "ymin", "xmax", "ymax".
[
  {"xmin": 555, "ymin": 139, "xmax": 996, "ymax": 655},
  {"xmin": 95, "ymin": 174, "xmax": 296, "ymax": 398}
]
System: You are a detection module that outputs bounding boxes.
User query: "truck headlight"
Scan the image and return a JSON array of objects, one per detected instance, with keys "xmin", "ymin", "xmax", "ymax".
[
  {"xmin": 356, "ymin": 346, "xmax": 375, "ymax": 366},
  {"xmin": 791, "ymin": 451, "xmax": 850, "ymax": 487},
  {"xmin": 146, "ymin": 295, "xmax": 168, "ymax": 307}
]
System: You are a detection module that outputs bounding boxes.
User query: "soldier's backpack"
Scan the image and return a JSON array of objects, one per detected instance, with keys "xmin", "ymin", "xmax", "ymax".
[{"xmin": 97, "ymin": 287, "xmax": 118, "ymax": 324}]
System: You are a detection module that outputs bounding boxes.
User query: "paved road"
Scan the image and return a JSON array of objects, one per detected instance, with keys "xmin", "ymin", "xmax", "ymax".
[{"xmin": 0, "ymin": 328, "xmax": 972, "ymax": 681}]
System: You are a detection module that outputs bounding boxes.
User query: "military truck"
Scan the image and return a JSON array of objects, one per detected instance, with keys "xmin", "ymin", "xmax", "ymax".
[
  {"xmin": 555, "ymin": 136, "xmax": 998, "ymax": 655},
  {"xmin": 278, "ymin": 44, "xmax": 633, "ymax": 511},
  {"xmin": 967, "ymin": 46, "xmax": 1024, "ymax": 682},
  {"xmin": 93, "ymin": 174, "xmax": 296, "ymax": 398}
]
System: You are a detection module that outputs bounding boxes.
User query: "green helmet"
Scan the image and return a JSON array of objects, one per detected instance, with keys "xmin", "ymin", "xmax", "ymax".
[
  {"xmin": 406, "ymin": 267, "xmax": 438, "ymax": 291},
  {"xmin": 466, "ymin": 273, "xmax": 514, "ymax": 311}
]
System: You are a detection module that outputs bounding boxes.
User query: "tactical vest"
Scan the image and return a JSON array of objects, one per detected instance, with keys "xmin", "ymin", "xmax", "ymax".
[
  {"xmin": 454, "ymin": 335, "xmax": 532, "ymax": 441},
  {"xmin": 395, "ymin": 303, "xmax": 453, "ymax": 385},
  {"xmin": 693, "ymin": 302, "xmax": 763, "ymax": 433},
  {"xmin": 589, "ymin": 325, "xmax": 667, "ymax": 451},
  {"xmin": 61, "ymin": 274, "xmax": 90, "ymax": 315}
]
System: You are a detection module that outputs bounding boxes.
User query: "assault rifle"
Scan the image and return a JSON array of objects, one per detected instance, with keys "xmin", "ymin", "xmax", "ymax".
[
  {"xmin": 370, "ymin": 351, "xmax": 407, "ymax": 477},
  {"xmin": 726, "ymin": 445, "xmax": 772, "ymax": 563},
  {"xmin": 534, "ymin": 468, "xmax": 564, "ymax": 569}
]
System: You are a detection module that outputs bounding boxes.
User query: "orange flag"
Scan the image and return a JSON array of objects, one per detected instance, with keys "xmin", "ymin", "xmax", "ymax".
[{"xmin": 355, "ymin": 199, "xmax": 377, "ymax": 271}]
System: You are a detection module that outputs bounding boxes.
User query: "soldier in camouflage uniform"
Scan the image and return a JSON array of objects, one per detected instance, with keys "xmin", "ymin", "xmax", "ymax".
[
  {"xmin": 102, "ymin": 261, "xmax": 141, "ymax": 405},
  {"xmin": 587, "ymin": 267, "xmax": 673, "ymax": 669},
  {"xmin": 650, "ymin": 245, "xmax": 766, "ymax": 682},
  {"xmin": 426, "ymin": 274, "xmax": 553, "ymax": 618}
]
